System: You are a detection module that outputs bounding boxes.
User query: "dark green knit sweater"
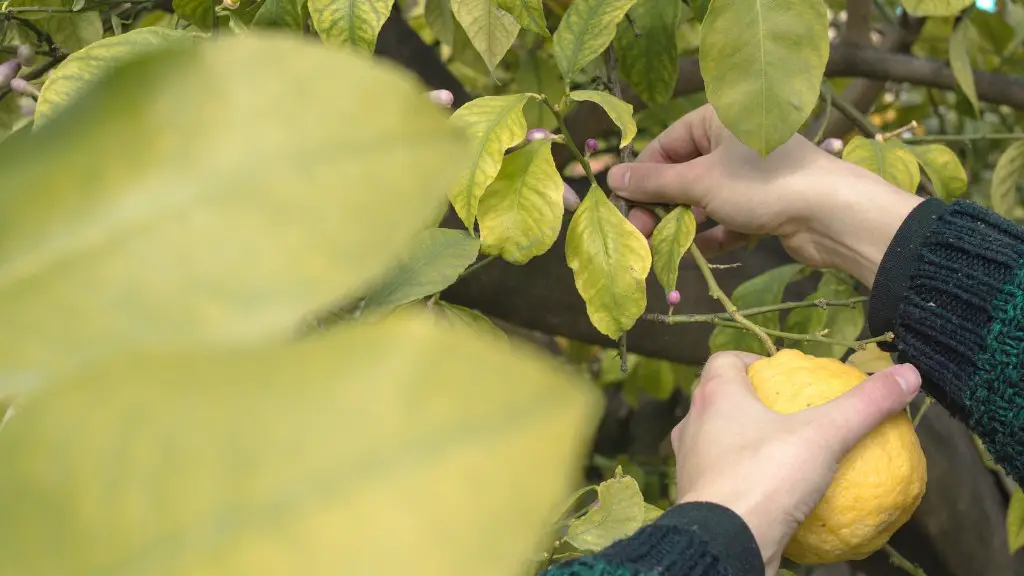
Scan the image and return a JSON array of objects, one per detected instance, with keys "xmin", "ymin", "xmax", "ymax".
[{"xmin": 541, "ymin": 199, "xmax": 1024, "ymax": 576}]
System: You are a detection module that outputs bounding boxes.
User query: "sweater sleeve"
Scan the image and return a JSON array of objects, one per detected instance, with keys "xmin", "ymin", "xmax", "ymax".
[
  {"xmin": 868, "ymin": 198, "xmax": 1024, "ymax": 483},
  {"xmin": 539, "ymin": 502, "xmax": 763, "ymax": 576}
]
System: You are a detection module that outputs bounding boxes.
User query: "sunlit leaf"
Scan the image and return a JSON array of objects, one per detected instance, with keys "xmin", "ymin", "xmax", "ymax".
[
  {"xmin": 784, "ymin": 273, "xmax": 864, "ymax": 359},
  {"xmin": 709, "ymin": 264, "xmax": 806, "ymax": 354},
  {"xmin": 1008, "ymin": 487, "xmax": 1024, "ymax": 554},
  {"xmin": 699, "ymin": 0, "xmax": 827, "ymax": 156},
  {"xmin": 842, "ymin": 136, "xmax": 921, "ymax": 193},
  {"xmin": 901, "ymin": 0, "xmax": 972, "ymax": 17},
  {"xmin": 565, "ymin": 186, "xmax": 652, "ymax": 339},
  {"xmin": 0, "ymin": 35, "xmax": 466, "ymax": 393},
  {"xmin": 434, "ymin": 301, "xmax": 506, "ymax": 339},
  {"xmin": 552, "ymin": 0, "xmax": 637, "ymax": 81},
  {"xmin": 308, "ymin": 0, "xmax": 395, "ymax": 52},
  {"xmin": 451, "ymin": 0, "xmax": 520, "ymax": 71},
  {"xmin": 39, "ymin": 12, "xmax": 103, "ymax": 52},
  {"xmin": 907, "ymin": 143, "xmax": 968, "ymax": 202},
  {"xmin": 495, "ymin": 0, "xmax": 548, "ymax": 35},
  {"xmin": 650, "ymin": 206, "xmax": 696, "ymax": 296},
  {"xmin": 613, "ymin": 0, "xmax": 680, "ymax": 105},
  {"xmin": 514, "ymin": 48, "xmax": 562, "ymax": 130},
  {"xmin": 846, "ymin": 343, "xmax": 894, "ymax": 374},
  {"xmin": 478, "ymin": 140, "xmax": 563, "ymax": 264},
  {"xmin": 0, "ymin": 311, "xmax": 601, "ymax": 575},
  {"xmin": 448, "ymin": 93, "xmax": 532, "ymax": 230},
  {"xmin": 568, "ymin": 90, "xmax": 636, "ymax": 148},
  {"xmin": 642, "ymin": 502, "xmax": 663, "ymax": 525},
  {"xmin": 425, "ymin": 0, "xmax": 456, "ymax": 45},
  {"xmin": 949, "ymin": 19, "xmax": 980, "ymax": 115},
  {"xmin": 567, "ymin": 467, "xmax": 645, "ymax": 550},
  {"xmin": 970, "ymin": 10, "xmax": 1015, "ymax": 57},
  {"xmin": 253, "ymin": 0, "xmax": 306, "ymax": 30},
  {"xmin": 991, "ymin": 140, "xmax": 1024, "ymax": 218}
]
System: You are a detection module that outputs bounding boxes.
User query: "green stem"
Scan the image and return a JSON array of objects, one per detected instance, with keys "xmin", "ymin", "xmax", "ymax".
[
  {"xmin": 459, "ymin": 254, "xmax": 497, "ymax": 279},
  {"xmin": 912, "ymin": 396, "xmax": 933, "ymax": 428},
  {"xmin": 542, "ymin": 96, "xmax": 599, "ymax": 189},
  {"xmin": 669, "ymin": 317, "xmax": 891, "ymax": 351},
  {"xmin": 813, "ymin": 87, "xmax": 833, "ymax": 144},
  {"xmin": 884, "ymin": 544, "xmax": 928, "ymax": 576},
  {"xmin": 820, "ymin": 81, "xmax": 880, "ymax": 137},
  {"xmin": 644, "ymin": 297, "xmax": 867, "ymax": 324},
  {"xmin": 902, "ymin": 132, "xmax": 1024, "ymax": 143}
]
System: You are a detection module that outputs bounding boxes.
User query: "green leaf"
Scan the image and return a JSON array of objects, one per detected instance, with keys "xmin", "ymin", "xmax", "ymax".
[
  {"xmin": 566, "ymin": 468, "xmax": 645, "ymax": 550},
  {"xmin": 699, "ymin": 0, "xmax": 828, "ymax": 156},
  {"xmin": 0, "ymin": 35, "xmax": 466, "ymax": 393},
  {"xmin": 642, "ymin": 502, "xmax": 663, "ymax": 525},
  {"xmin": 842, "ymin": 136, "xmax": 921, "ymax": 193},
  {"xmin": 709, "ymin": 263, "xmax": 806, "ymax": 354},
  {"xmin": 514, "ymin": 48, "xmax": 562, "ymax": 130},
  {"xmin": 495, "ymin": 0, "xmax": 548, "ymax": 35},
  {"xmin": 35, "ymin": 28, "xmax": 197, "ymax": 127},
  {"xmin": 451, "ymin": 0, "xmax": 521, "ymax": 71},
  {"xmin": 565, "ymin": 186, "xmax": 652, "ymax": 339},
  {"xmin": 907, "ymin": 143, "xmax": 968, "ymax": 202},
  {"xmin": 309, "ymin": 0, "xmax": 396, "ymax": 53},
  {"xmin": 901, "ymin": 0, "xmax": 972, "ymax": 17},
  {"xmin": 425, "ymin": 0, "xmax": 456, "ymax": 45},
  {"xmin": 39, "ymin": 12, "xmax": 103, "ymax": 52},
  {"xmin": 598, "ymin": 350, "xmax": 638, "ymax": 385},
  {"xmin": 360, "ymin": 228, "xmax": 480, "ymax": 314},
  {"xmin": 990, "ymin": 140, "xmax": 1024, "ymax": 218},
  {"xmin": 172, "ymin": 0, "xmax": 216, "ymax": 30},
  {"xmin": 448, "ymin": 93, "xmax": 531, "ymax": 230},
  {"xmin": 0, "ymin": 311, "xmax": 602, "ymax": 575},
  {"xmin": 252, "ymin": 0, "xmax": 306, "ymax": 30},
  {"xmin": 568, "ymin": 90, "xmax": 637, "ymax": 148},
  {"xmin": 784, "ymin": 273, "xmax": 864, "ymax": 359},
  {"xmin": 613, "ymin": 0, "xmax": 680, "ymax": 105},
  {"xmin": 949, "ymin": 19, "xmax": 980, "ymax": 115},
  {"xmin": 552, "ymin": 0, "xmax": 638, "ymax": 81},
  {"xmin": 650, "ymin": 206, "xmax": 695, "ymax": 295},
  {"xmin": 691, "ymin": 0, "xmax": 710, "ymax": 21},
  {"xmin": 434, "ymin": 300, "xmax": 506, "ymax": 339},
  {"xmin": 622, "ymin": 356, "xmax": 675, "ymax": 406},
  {"xmin": 1009, "ymin": 487, "xmax": 1024, "ymax": 554},
  {"xmin": 478, "ymin": 140, "xmax": 563, "ymax": 264}
]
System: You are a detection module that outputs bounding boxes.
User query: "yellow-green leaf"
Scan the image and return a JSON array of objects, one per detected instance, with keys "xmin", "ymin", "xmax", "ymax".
[
  {"xmin": 35, "ymin": 28, "xmax": 197, "ymax": 127},
  {"xmin": 0, "ymin": 311, "xmax": 601, "ymax": 575},
  {"xmin": 568, "ymin": 90, "xmax": 637, "ymax": 148},
  {"xmin": 901, "ymin": 0, "xmax": 972, "ymax": 17},
  {"xmin": 0, "ymin": 35, "xmax": 465, "ymax": 393},
  {"xmin": 642, "ymin": 502, "xmax": 663, "ymax": 525},
  {"xmin": 567, "ymin": 468, "xmax": 645, "ymax": 550},
  {"xmin": 699, "ymin": 0, "xmax": 828, "ymax": 156},
  {"xmin": 784, "ymin": 273, "xmax": 864, "ymax": 359},
  {"xmin": 514, "ymin": 47, "xmax": 562, "ymax": 130},
  {"xmin": 565, "ymin": 186, "xmax": 652, "ymax": 339},
  {"xmin": 478, "ymin": 139, "xmax": 563, "ymax": 264},
  {"xmin": 846, "ymin": 343, "xmax": 894, "ymax": 374},
  {"xmin": 907, "ymin": 143, "xmax": 968, "ymax": 202},
  {"xmin": 425, "ymin": 0, "xmax": 456, "ymax": 45},
  {"xmin": 253, "ymin": 0, "xmax": 306, "ymax": 30},
  {"xmin": 434, "ymin": 300, "xmax": 506, "ymax": 339},
  {"xmin": 991, "ymin": 140, "xmax": 1024, "ymax": 218},
  {"xmin": 309, "ymin": 0, "xmax": 396, "ymax": 53},
  {"xmin": 39, "ymin": 12, "xmax": 103, "ymax": 52},
  {"xmin": 495, "ymin": 0, "xmax": 548, "ymax": 35},
  {"xmin": 950, "ymin": 19, "xmax": 980, "ymax": 115},
  {"xmin": 613, "ymin": 0, "xmax": 680, "ymax": 105},
  {"xmin": 842, "ymin": 136, "xmax": 921, "ymax": 193},
  {"xmin": 449, "ymin": 93, "xmax": 531, "ymax": 230},
  {"xmin": 173, "ymin": 0, "xmax": 217, "ymax": 29},
  {"xmin": 1009, "ymin": 487, "xmax": 1024, "ymax": 554},
  {"xmin": 709, "ymin": 263, "xmax": 806, "ymax": 354},
  {"xmin": 552, "ymin": 0, "xmax": 637, "ymax": 81},
  {"xmin": 451, "ymin": 0, "xmax": 521, "ymax": 71},
  {"xmin": 360, "ymin": 228, "xmax": 480, "ymax": 314},
  {"xmin": 650, "ymin": 206, "xmax": 695, "ymax": 295}
]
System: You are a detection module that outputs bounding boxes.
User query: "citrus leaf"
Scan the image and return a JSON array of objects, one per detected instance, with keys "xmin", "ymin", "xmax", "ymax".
[
  {"xmin": 514, "ymin": 48, "xmax": 562, "ymax": 130},
  {"xmin": 425, "ymin": 0, "xmax": 456, "ymax": 45},
  {"xmin": 642, "ymin": 502, "xmax": 663, "ymax": 525},
  {"xmin": 434, "ymin": 301, "xmax": 506, "ymax": 339},
  {"xmin": 173, "ymin": 0, "xmax": 217, "ymax": 29},
  {"xmin": 709, "ymin": 263, "xmax": 806, "ymax": 354},
  {"xmin": 691, "ymin": 0, "xmax": 710, "ymax": 21},
  {"xmin": 568, "ymin": 90, "xmax": 637, "ymax": 148},
  {"xmin": 565, "ymin": 186, "xmax": 652, "ymax": 339},
  {"xmin": 253, "ymin": 0, "xmax": 306, "ymax": 30},
  {"xmin": 846, "ymin": 343, "xmax": 894, "ymax": 374},
  {"xmin": 699, "ymin": 0, "xmax": 828, "ymax": 156},
  {"xmin": 0, "ymin": 35, "xmax": 466, "ymax": 393},
  {"xmin": 360, "ymin": 228, "xmax": 480, "ymax": 314},
  {"xmin": 39, "ymin": 12, "xmax": 103, "ymax": 52},
  {"xmin": 613, "ymin": 0, "xmax": 680, "ymax": 106},
  {"xmin": 949, "ymin": 19, "xmax": 980, "ymax": 115},
  {"xmin": 35, "ymin": 28, "xmax": 197, "ymax": 127},
  {"xmin": 478, "ymin": 139, "xmax": 563, "ymax": 264},
  {"xmin": 622, "ymin": 356, "xmax": 675, "ymax": 406},
  {"xmin": 1009, "ymin": 487, "xmax": 1024, "ymax": 554},
  {"xmin": 906, "ymin": 143, "xmax": 968, "ymax": 202},
  {"xmin": 567, "ymin": 468, "xmax": 645, "ymax": 550},
  {"xmin": 0, "ymin": 311, "xmax": 602, "ymax": 575},
  {"xmin": 448, "ymin": 93, "xmax": 532, "ymax": 230},
  {"xmin": 495, "ymin": 0, "xmax": 548, "ymax": 35},
  {"xmin": 552, "ymin": 0, "xmax": 637, "ymax": 82},
  {"xmin": 991, "ymin": 140, "xmax": 1024, "ymax": 218},
  {"xmin": 785, "ymin": 273, "xmax": 864, "ymax": 359},
  {"xmin": 451, "ymin": 0, "xmax": 521, "ymax": 71},
  {"xmin": 842, "ymin": 136, "xmax": 921, "ymax": 193},
  {"xmin": 901, "ymin": 0, "xmax": 972, "ymax": 17},
  {"xmin": 309, "ymin": 0, "xmax": 395, "ymax": 53},
  {"xmin": 650, "ymin": 206, "xmax": 696, "ymax": 295}
]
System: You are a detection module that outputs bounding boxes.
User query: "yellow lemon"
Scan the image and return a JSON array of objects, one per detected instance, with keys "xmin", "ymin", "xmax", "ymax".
[{"xmin": 746, "ymin": 349, "xmax": 927, "ymax": 564}]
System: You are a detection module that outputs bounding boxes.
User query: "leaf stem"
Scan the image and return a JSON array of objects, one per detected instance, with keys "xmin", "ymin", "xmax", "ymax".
[
  {"xmin": 651, "ymin": 316, "xmax": 892, "ymax": 351},
  {"xmin": 902, "ymin": 132, "xmax": 1024, "ymax": 143},
  {"xmin": 459, "ymin": 254, "xmax": 497, "ymax": 279},
  {"xmin": 644, "ymin": 297, "xmax": 868, "ymax": 324},
  {"xmin": 820, "ymin": 81, "xmax": 880, "ymax": 138},
  {"xmin": 884, "ymin": 544, "xmax": 928, "ymax": 576},
  {"xmin": 912, "ymin": 396, "xmax": 933, "ymax": 428},
  {"xmin": 543, "ymin": 96, "xmax": 600, "ymax": 190},
  {"xmin": 813, "ymin": 87, "xmax": 833, "ymax": 144}
]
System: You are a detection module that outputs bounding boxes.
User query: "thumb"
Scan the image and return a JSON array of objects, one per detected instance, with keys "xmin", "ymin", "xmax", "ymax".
[
  {"xmin": 606, "ymin": 157, "xmax": 711, "ymax": 206},
  {"xmin": 802, "ymin": 364, "xmax": 922, "ymax": 457}
]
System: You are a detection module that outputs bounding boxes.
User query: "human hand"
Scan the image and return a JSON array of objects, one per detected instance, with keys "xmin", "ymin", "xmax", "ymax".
[
  {"xmin": 606, "ymin": 104, "xmax": 923, "ymax": 287},
  {"xmin": 671, "ymin": 351, "xmax": 922, "ymax": 574}
]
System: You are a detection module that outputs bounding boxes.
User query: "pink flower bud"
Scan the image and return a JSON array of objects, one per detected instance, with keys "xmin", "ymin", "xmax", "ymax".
[
  {"xmin": 526, "ymin": 128, "xmax": 551, "ymax": 141},
  {"xmin": 426, "ymin": 89, "xmax": 454, "ymax": 108},
  {"xmin": 16, "ymin": 45, "xmax": 34, "ymax": 67},
  {"xmin": 562, "ymin": 182, "xmax": 581, "ymax": 212},
  {"xmin": 9, "ymin": 77, "xmax": 39, "ymax": 98},
  {"xmin": 819, "ymin": 138, "xmax": 843, "ymax": 155},
  {"xmin": 585, "ymin": 138, "xmax": 599, "ymax": 154},
  {"xmin": 0, "ymin": 60, "xmax": 22, "ymax": 88},
  {"xmin": 667, "ymin": 290, "xmax": 681, "ymax": 307}
]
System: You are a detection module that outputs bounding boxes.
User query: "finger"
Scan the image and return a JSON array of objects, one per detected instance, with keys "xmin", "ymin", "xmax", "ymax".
[
  {"xmin": 699, "ymin": 350, "xmax": 763, "ymax": 382},
  {"xmin": 635, "ymin": 104, "xmax": 715, "ymax": 164},
  {"xmin": 693, "ymin": 225, "xmax": 749, "ymax": 257},
  {"xmin": 802, "ymin": 364, "xmax": 922, "ymax": 457},
  {"xmin": 627, "ymin": 207, "xmax": 658, "ymax": 237},
  {"xmin": 607, "ymin": 158, "xmax": 711, "ymax": 206}
]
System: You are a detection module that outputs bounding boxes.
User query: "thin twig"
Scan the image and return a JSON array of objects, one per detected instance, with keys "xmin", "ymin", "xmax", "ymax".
[
  {"xmin": 884, "ymin": 544, "xmax": 928, "ymax": 576},
  {"xmin": 820, "ymin": 81, "xmax": 879, "ymax": 137},
  {"xmin": 644, "ymin": 297, "xmax": 868, "ymax": 324},
  {"xmin": 902, "ymin": 132, "xmax": 1024, "ymax": 143},
  {"xmin": 912, "ymin": 396, "xmax": 933, "ymax": 428},
  {"xmin": 543, "ymin": 96, "xmax": 599, "ymax": 189},
  {"xmin": 676, "ymin": 317, "xmax": 892, "ymax": 350},
  {"xmin": 813, "ymin": 87, "xmax": 833, "ymax": 144},
  {"xmin": 878, "ymin": 120, "xmax": 918, "ymax": 141}
]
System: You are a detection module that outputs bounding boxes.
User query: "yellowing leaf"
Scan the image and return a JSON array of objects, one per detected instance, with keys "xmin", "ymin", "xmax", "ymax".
[
  {"xmin": 709, "ymin": 263, "xmax": 806, "ymax": 354},
  {"xmin": 785, "ymin": 273, "xmax": 864, "ymax": 359},
  {"xmin": 514, "ymin": 48, "xmax": 562, "ymax": 130},
  {"xmin": 613, "ymin": 0, "xmax": 680, "ymax": 105},
  {"xmin": 650, "ymin": 206, "xmax": 696, "ymax": 295},
  {"xmin": 699, "ymin": 0, "xmax": 828, "ymax": 156},
  {"xmin": 495, "ymin": 0, "xmax": 548, "ymax": 35},
  {"xmin": 565, "ymin": 186, "xmax": 652, "ymax": 339},
  {"xmin": 425, "ymin": 0, "xmax": 456, "ymax": 45},
  {"xmin": 642, "ymin": 502, "xmax": 663, "ymax": 525},
  {"xmin": 568, "ymin": 90, "xmax": 637, "ymax": 148},
  {"xmin": 907, "ymin": 143, "xmax": 968, "ymax": 202},
  {"xmin": 1008, "ymin": 487, "xmax": 1024, "ymax": 554},
  {"xmin": 0, "ymin": 35, "xmax": 465, "ymax": 393},
  {"xmin": 552, "ymin": 0, "xmax": 638, "ymax": 81},
  {"xmin": 950, "ymin": 19, "xmax": 980, "ymax": 115},
  {"xmin": 36, "ymin": 28, "xmax": 197, "ymax": 127},
  {"xmin": 991, "ymin": 140, "xmax": 1024, "ymax": 219},
  {"xmin": 434, "ymin": 300, "xmax": 506, "ymax": 339},
  {"xmin": 567, "ymin": 468, "xmax": 645, "ymax": 550},
  {"xmin": 478, "ymin": 140, "xmax": 563, "ymax": 264},
  {"xmin": 846, "ymin": 343, "xmax": 894, "ymax": 374},
  {"xmin": 40, "ymin": 12, "xmax": 103, "ymax": 52},
  {"xmin": 309, "ymin": 0, "xmax": 395, "ymax": 53},
  {"xmin": 448, "ymin": 94, "xmax": 531, "ymax": 230},
  {"xmin": 451, "ymin": 0, "xmax": 521, "ymax": 71},
  {"xmin": 0, "ymin": 311, "xmax": 602, "ymax": 575},
  {"xmin": 902, "ymin": 0, "xmax": 972, "ymax": 17},
  {"xmin": 842, "ymin": 136, "xmax": 921, "ymax": 193},
  {"xmin": 253, "ymin": 0, "xmax": 306, "ymax": 30}
]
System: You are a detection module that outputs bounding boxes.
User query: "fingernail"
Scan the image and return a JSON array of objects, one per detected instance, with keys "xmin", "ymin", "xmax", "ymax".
[{"xmin": 892, "ymin": 364, "xmax": 921, "ymax": 395}]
